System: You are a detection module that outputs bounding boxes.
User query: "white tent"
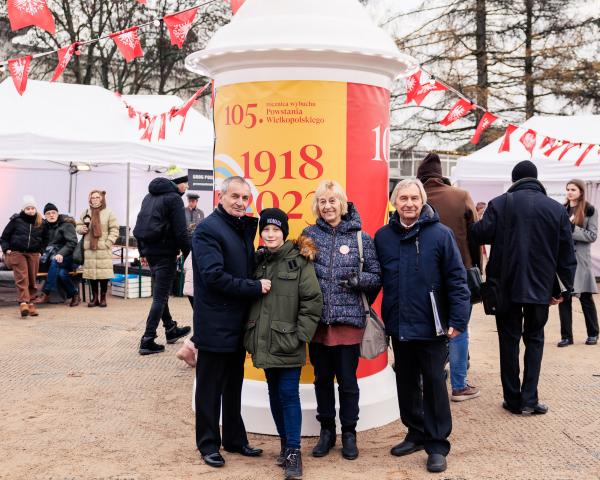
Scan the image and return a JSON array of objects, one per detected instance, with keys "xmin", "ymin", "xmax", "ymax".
[
  {"xmin": 0, "ymin": 79, "xmax": 214, "ymax": 227},
  {"xmin": 453, "ymin": 114, "xmax": 600, "ymax": 273}
]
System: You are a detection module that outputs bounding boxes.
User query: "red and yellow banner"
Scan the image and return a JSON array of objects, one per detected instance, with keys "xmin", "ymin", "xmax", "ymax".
[{"xmin": 214, "ymin": 80, "xmax": 390, "ymax": 382}]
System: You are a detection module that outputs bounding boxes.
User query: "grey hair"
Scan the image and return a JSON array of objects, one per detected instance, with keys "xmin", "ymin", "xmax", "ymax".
[
  {"xmin": 390, "ymin": 178, "xmax": 428, "ymax": 205},
  {"xmin": 220, "ymin": 176, "xmax": 251, "ymax": 194}
]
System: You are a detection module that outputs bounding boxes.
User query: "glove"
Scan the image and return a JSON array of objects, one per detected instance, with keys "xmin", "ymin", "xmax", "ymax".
[{"xmin": 339, "ymin": 272, "xmax": 360, "ymax": 290}]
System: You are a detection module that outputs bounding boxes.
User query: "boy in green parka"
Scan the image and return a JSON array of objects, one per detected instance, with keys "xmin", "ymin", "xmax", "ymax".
[{"xmin": 244, "ymin": 208, "xmax": 323, "ymax": 480}]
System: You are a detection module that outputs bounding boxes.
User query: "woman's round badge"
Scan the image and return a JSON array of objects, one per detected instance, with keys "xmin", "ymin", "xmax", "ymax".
[{"xmin": 339, "ymin": 245, "xmax": 350, "ymax": 255}]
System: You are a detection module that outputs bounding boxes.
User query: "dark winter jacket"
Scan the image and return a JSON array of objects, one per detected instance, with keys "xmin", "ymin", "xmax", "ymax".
[
  {"xmin": 301, "ymin": 203, "xmax": 381, "ymax": 328},
  {"xmin": 192, "ymin": 205, "xmax": 263, "ymax": 352},
  {"xmin": 133, "ymin": 178, "xmax": 190, "ymax": 258},
  {"xmin": 469, "ymin": 178, "xmax": 576, "ymax": 304},
  {"xmin": 244, "ymin": 237, "xmax": 323, "ymax": 369},
  {"xmin": 1, "ymin": 211, "xmax": 47, "ymax": 253},
  {"xmin": 375, "ymin": 205, "xmax": 471, "ymax": 341},
  {"xmin": 45, "ymin": 215, "xmax": 78, "ymax": 257}
]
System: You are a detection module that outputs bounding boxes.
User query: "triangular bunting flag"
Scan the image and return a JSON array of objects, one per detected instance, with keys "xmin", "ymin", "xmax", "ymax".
[
  {"xmin": 164, "ymin": 7, "xmax": 199, "ymax": 49},
  {"xmin": 558, "ymin": 142, "xmax": 580, "ymax": 161},
  {"xmin": 51, "ymin": 43, "xmax": 77, "ymax": 82},
  {"xmin": 7, "ymin": 0, "xmax": 56, "ymax": 34},
  {"xmin": 439, "ymin": 99, "xmax": 475, "ymax": 126},
  {"xmin": 8, "ymin": 55, "xmax": 32, "ymax": 96},
  {"xmin": 540, "ymin": 136, "xmax": 556, "ymax": 150},
  {"xmin": 110, "ymin": 27, "xmax": 144, "ymax": 62},
  {"xmin": 128, "ymin": 106, "xmax": 136, "ymax": 119},
  {"xmin": 498, "ymin": 124, "xmax": 518, "ymax": 153},
  {"xmin": 173, "ymin": 83, "xmax": 211, "ymax": 132},
  {"xmin": 519, "ymin": 129, "xmax": 537, "ymax": 157},
  {"xmin": 405, "ymin": 70, "xmax": 421, "ymax": 105},
  {"xmin": 141, "ymin": 115, "xmax": 157, "ymax": 141},
  {"xmin": 471, "ymin": 112, "xmax": 498, "ymax": 144},
  {"xmin": 230, "ymin": 0, "xmax": 246, "ymax": 14},
  {"xmin": 575, "ymin": 144, "xmax": 595, "ymax": 167},
  {"xmin": 412, "ymin": 81, "xmax": 448, "ymax": 106},
  {"xmin": 544, "ymin": 140, "xmax": 564, "ymax": 157},
  {"xmin": 158, "ymin": 113, "xmax": 167, "ymax": 141}
]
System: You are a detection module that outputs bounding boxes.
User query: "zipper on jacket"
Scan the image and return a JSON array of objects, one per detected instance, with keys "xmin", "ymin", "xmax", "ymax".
[
  {"xmin": 27, "ymin": 224, "xmax": 32, "ymax": 250},
  {"xmin": 326, "ymin": 228, "xmax": 337, "ymax": 324},
  {"xmin": 415, "ymin": 237, "xmax": 420, "ymax": 271}
]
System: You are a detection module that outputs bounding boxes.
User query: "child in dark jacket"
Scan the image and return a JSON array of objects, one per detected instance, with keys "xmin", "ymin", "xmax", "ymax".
[{"xmin": 244, "ymin": 208, "xmax": 323, "ymax": 480}]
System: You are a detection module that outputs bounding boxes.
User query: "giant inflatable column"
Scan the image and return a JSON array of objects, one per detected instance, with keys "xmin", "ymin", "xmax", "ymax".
[{"xmin": 186, "ymin": 0, "xmax": 418, "ymax": 435}]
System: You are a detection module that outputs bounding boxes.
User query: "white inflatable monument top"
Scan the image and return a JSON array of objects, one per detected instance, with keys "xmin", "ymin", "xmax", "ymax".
[{"xmin": 186, "ymin": 0, "xmax": 418, "ymax": 88}]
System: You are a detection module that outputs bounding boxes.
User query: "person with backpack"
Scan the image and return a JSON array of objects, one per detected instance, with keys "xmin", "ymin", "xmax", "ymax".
[{"xmin": 134, "ymin": 175, "xmax": 192, "ymax": 355}]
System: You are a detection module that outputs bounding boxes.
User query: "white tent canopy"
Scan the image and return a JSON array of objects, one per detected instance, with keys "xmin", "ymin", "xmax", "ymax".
[
  {"xmin": 0, "ymin": 79, "xmax": 214, "ymax": 227},
  {"xmin": 453, "ymin": 114, "xmax": 600, "ymax": 274}
]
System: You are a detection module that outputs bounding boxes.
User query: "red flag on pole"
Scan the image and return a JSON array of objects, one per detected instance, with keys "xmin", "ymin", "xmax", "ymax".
[
  {"xmin": 439, "ymin": 99, "xmax": 475, "ymax": 126},
  {"xmin": 164, "ymin": 7, "xmax": 199, "ymax": 48},
  {"xmin": 412, "ymin": 81, "xmax": 448, "ymax": 106},
  {"xmin": 519, "ymin": 129, "xmax": 537, "ymax": 157},
  {"xmin": 7, "ymin": 0, "xmax": 56, "ymax": 34},
  {"xmin": 173, "ymin": 83, "xmax": 211, "ymax": 132},
  {"xmin": 136, "ymin": 0, "xmax": 147, "ymax": 4},
  {"xmin": 405, "ymin": 70, "xmax": 422, "ymax": 104},
  {"xmin": 51, "ymin": 43, "xmax": 77, "ymax": 82},
  {"xmin": 575, "ymin": 144, "xmax": 595, "ymax": 167},
  {"xmin": 470, "ymin": 112, "xmax": 498, "ymax": 144},
  {"xmin": 141, "ymin": 115, "xmax": 157, "ymax": 142},
  {"xmin": 110, "ymin": 27, "xmax": 144, "ymax": 62},
  {"xmin": 230, "ymin": 0, "xmax": 246, "ymax": 14},
  {"xmin": 498, "ymin": 124, "xmax": 518, "ymax": 153},
  {"xmin": 8, "ymin": 55, "xmax": 32, "ymax": 96}
]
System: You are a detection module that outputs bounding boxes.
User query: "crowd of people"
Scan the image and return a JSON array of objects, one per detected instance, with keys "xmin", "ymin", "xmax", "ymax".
[{"xmin": 1, "ymin": 156, "xmax": 597, "ymax": 478}]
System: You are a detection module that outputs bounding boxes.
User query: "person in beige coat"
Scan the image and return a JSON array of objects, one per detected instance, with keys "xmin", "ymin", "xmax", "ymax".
[{"xmin": 76, "ymin": 190, "xmax": 119, "ymax": 308}]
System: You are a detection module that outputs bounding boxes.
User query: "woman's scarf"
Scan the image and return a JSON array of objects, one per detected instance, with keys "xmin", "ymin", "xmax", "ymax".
[{"xmin": 88, "ymin": 190, "xmax": 106, "ymax": 251}]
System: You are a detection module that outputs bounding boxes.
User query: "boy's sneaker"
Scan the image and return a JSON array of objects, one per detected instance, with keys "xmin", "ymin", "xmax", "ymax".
[
  {"xmin": 166, "ymin": 324, "xmax": 191, "ymax": 344},
  {"xmin": 139, "ymin": 337, "xmax": 165, "ymax": 355},
  {"xmin": 451, "ymin": 384, "xmax": 481, "ymax": 402}
]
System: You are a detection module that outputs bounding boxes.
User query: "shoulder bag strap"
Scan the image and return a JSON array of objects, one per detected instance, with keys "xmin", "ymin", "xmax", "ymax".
[{"xmin": 356, "ymin": 231, "xmax": 370, "ymax": 314}]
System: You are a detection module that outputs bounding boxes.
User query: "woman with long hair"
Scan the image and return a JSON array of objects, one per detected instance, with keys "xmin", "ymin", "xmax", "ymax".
[
  {"xmin": 0, "ymin": 195, "xmax": 47, "ymax": 317},
  {"xmin": 558, "ymin": 179, "xmax": 599, "ymax": 347},
  {"xmin": 76, "ymin": 190, "xmax": 119, "ymax": 307}
]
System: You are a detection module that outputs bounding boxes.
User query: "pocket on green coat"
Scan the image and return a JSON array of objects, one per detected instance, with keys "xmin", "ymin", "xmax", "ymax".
[{"xmin": 269, "ymin": 320, "xmax": 300, "ymax": 355}]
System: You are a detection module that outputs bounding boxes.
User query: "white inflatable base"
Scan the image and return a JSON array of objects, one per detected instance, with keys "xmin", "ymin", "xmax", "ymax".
[{"xmin": 193, "ymin": 365, "xmax": 399, "ymax": 436}]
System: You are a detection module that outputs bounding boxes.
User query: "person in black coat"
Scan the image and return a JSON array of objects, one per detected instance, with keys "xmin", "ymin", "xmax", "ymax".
[
  {"xmin": 469, "ymin": 160, "xmax": 576, "ymax": 416},
  {"xmin": 375, "ymin": 179, "xmax": 470, "ymax": 474},
  {"xmin": 134, "ymin": 175, "xmax": 191, "ymax": 355},
  {"xmin": 192, "ymin": 176, "xmax": 269, "ymax": 468}
]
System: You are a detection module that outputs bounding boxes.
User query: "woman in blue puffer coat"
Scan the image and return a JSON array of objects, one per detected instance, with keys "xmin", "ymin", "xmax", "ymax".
[{"xmin": 301, "ymin": 180, "xmax": 381, "ymax": 461}]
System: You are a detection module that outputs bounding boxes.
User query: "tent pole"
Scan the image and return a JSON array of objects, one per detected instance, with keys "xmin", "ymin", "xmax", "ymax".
[{"xmin": 124, "ymin": 162, "xmax": 131, "ymax": 300}]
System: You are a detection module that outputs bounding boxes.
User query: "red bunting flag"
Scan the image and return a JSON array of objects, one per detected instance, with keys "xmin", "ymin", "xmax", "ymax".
[
  {"xmin": 164, "ymin": 7, "xmax": 199, "ymax": 49},
  {"xmin": 558, "ymin": 142, "xmax": 580, "ymax": 161},
  {"xmin": 405, "ymin": 70, "xmax": 422, "ymax": 104},
  {"xmin": 575, "ymin": 144, "xmax": 595, "ymax": 167},
  {"xmin": 230, "ymin": 0, "xmax": 246, "ymax": 14},
  {"xmin": 412, "ymin": 80, "xmax": 448, "ymax": 106},
  {"xmin": 210, "ymin": 80, "xmax": 215, "ymax": 109},
  {"xmin": 110, "ymin": 27, "xmax": 144, "ymax": 63},
  {"xmin": 158, "ymin": 113, "xmax": 167, "ymax": 141},
  {"xmin": 439, "ymin": 99, "xmax": 475, "ymax": 126},
  {"xmin": 519, "ymin": 129, "xmax": 537, "ymax": 157},
  {"xmin": 127, "ymin": 106, "xmax": 136, "ymax": 119},
  {"xmin": 498, "ymin": 124, "xmax": 518, "ymax": 153},
  {"xmin": 470, "ymin": 112, "xmax": 498, "ymax": 144},
  {"xmin": 7, "ymin": 0, "xmax": 56, "ymax": 34},
  {"xmin": 141, "ymin": 115, "xmax": 157, "ymax": 141},
  {"xmin": 136, "ymin": 0, "xmax": 147, "ymax": 4},
  {"xmin": 540, "ymin": 136, "xmax": 556, "ymax": 150},
  {"xmin": 8, "ymin": 55, "xmax": 32, "ymax": 96},
  {"xmin": 173, "ymin": 83, "xmax": 211, "ymax": 132},
  {"xmin": 543, "ymin": 140, "xmax": 564, "ymax": 157},
  {"xmin": 138, "ymin": 112, "xmax": 149, "ymax": 130},
  {"xmin": 51, "ymin": 43, "xmax": 77, "ymax": 82}
]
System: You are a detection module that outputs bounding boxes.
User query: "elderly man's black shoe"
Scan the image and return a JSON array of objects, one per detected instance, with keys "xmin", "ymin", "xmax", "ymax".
[
  {"xmin": 224, "ymin": 444, "xmax": 263, "ymax": 457},
  {"xmin": 502, "ymin": 401, "xmax": 522, "ymax": 415},
  {"xmin": 202, "ymin": 452, "xmax": 225, "ymax": 468},
  {"xmin": 312, "ymin": 428, "xmax": 336, "ymax": 457},
  {"xmin": 426, "ymin": 453, "xmax": 447, "ymax": 473},
  {"xmin": 390, "ymin": 440, "xmax": 424, "ymax": 457},
  {"xmin": 521, "ymin": 403, "xmax": 548, "ymax": 415}
]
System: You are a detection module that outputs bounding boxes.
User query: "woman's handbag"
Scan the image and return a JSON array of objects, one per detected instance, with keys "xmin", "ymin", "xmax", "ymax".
[
  {"xmin": 356, "ymin": 231, "xmax": 388, "ymax": 359},
  {"xmin": 72, "ymin": 237, "xmax": 85, "ymax": 265}
]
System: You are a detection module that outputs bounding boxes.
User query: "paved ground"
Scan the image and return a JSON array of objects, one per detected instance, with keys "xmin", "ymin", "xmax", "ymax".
[{"xmin": 0, "ymin": 295, "xmax": 599, "ymax": 480}]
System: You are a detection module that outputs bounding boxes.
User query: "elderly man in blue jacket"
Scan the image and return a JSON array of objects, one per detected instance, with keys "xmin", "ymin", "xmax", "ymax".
[
  {"xmin": 192, "ymin": 176, "xmax": 271, "ymax": 468},
  {"xmin": 375, "ymin": 178, "xmax": 470, "ymax": 474}
]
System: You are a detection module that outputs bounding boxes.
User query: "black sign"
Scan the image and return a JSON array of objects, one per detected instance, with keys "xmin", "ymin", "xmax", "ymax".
[{"xmin": 188, "ymin": 169, "xmax": 214, "ymax": 191}]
